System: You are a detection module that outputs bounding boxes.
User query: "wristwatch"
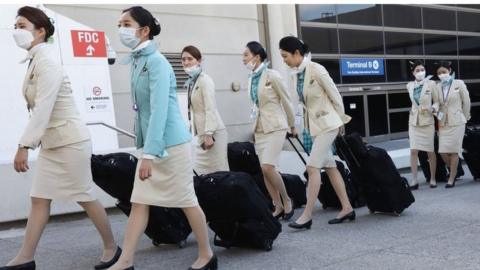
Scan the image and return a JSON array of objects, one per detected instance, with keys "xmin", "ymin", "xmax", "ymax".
[{"xmin": 18, "ymin": 144, "xmax": 31, "ymax": 150}]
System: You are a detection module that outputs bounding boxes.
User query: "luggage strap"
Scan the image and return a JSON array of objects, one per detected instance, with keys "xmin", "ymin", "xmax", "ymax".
[
  {"xmin": 286, "ymin": 134, "xmax": 309, "ymax": 165},
  {"xmin": 336, "ymin": 136, "xmax": 361, "ymax": 169}
]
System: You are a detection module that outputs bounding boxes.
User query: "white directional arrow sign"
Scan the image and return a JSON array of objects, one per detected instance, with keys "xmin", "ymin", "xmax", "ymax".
[{"xmin": 86, "ymin": 44, "xmax": 95, "ymax": 56}]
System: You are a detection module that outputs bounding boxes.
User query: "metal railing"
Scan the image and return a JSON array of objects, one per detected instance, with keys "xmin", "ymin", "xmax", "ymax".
[{"xmin": 86, "ymin": 121, "xmax": 136, "ymax": 139}]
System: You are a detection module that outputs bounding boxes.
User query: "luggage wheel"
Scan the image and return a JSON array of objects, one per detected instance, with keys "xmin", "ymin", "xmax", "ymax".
[
  {"xmin": 152, "ymin": 240, "xmax": 160, "ymax": 247},
  {"xmin": 263, "ymin": 240, "xmax": 273, "ymax": 251},
  {"xmin": 177, "ymin": 240, "xmax": 187, "ymax": 249}
]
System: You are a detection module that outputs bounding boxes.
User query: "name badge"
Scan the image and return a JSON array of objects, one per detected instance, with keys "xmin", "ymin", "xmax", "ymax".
[
  {"xmin": 295, "ymin": 104, "xmax": 304, "ymax": 126},
  {"xmin": 250, "ymin": 106, "xmax": 257, "ymax": 120},
  {"xmin": 437, "ymin": 111, "xmax": 444, "ymax": 121}
]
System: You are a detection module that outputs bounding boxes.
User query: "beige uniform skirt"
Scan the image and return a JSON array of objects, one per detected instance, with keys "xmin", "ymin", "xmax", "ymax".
[
  {"xmin": 438, "ymin": 124, "xmax": 466, "ymax": 154},
  {"xmin": 254, "ymin": 129, "xmax": 287, "ymax": 167},
  {"xmin": 130, "ymin": 142, "xmax": 198, "ymax": 208},
  {"xmin": 409, "ymin": 124, "xmax": 435, "ymax": 152},
  {"xmin": 308, "ymin": 128, "xmax": 338, "ymax": 169},
  {"xmin": 31, "ymin": 140, "xmax": 95, "ymax": 202},
  {"xmin": 194, "ymin": 129, "xmax": 230, "ymax": 175}
]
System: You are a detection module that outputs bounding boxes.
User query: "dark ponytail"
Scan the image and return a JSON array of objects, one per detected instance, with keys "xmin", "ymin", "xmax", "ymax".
[
  {"xmin": 122, "ymin": 6, "xmax": 161, "ymax": 40},
  {"xmin": 435, "ymin": 60, "xmax": 453, "ymax": 72},
  {"xmin": 246, "ymin": 41, "xmax": 268, "ymax": 62},
  {"xmin": 279, "ymin": 36, "xmax": 310, "ymax": 56}
]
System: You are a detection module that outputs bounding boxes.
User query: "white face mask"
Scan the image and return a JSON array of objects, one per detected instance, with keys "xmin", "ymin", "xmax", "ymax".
[
  {"xmin": 289, "ymin": 53, "xmax": 311, "ymax": 75},
  {"xmin": 12, "ymin": 29, "xmax": 34, "ymax": 50},
  {"xmin": 414, "ymin": 71, "xmax": 426, "ymax": 81},
  {"xmin": 184, "ymin": 65, "xmax": 201, "ymax": 77},
  {"xmin": 438, "ymin": 73, "xmax": 451, "ymax": 82},
  {"xmin": 245, "ymin": 59, "xmax": 256, "ymax": 71},
  {"xmin": 118, "ymin": 27, "xmax": 141, "ymax": 49}
]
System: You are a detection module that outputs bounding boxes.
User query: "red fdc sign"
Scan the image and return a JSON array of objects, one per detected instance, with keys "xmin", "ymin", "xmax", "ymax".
[{"xmin": 71, "ymin": 30, "xmax": 107, "ymax": 58}]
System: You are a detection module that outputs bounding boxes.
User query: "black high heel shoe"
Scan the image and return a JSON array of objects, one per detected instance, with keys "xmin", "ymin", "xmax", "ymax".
[
  {"xmin": 94, "ymin": 246, "xmax": 122, "ymax": 270},
  {"xmin": 288, "ymin": 219, "xmax": 312, "ymax": 230},
  {"xmin": 409, "ymin": 183, "xmax": 419, "ymax": 190},
  {"xmin": 328, "ymin": 211, "xmax": 356, "ymax": 224},
  {"xmin": 0, "ymin": 261, "xmax": 36, "ymax": 270},
  {"xmin": 445, "ymin": 181, "xmax": 456, "ymax": 188},
  {"xmin": 273, "ymin": 210, "xmax": 284, "ymax": 220},
  {"xmin": 283, "ymin": 209, "xmax": 295, "ymax": 221},
  {"xmin": 123, "ymin": 267, "xmax": 134, "ymax": 270},
  {"xmin": 188, "ymin": 254, "xmax": 217, "ymax": 270}
]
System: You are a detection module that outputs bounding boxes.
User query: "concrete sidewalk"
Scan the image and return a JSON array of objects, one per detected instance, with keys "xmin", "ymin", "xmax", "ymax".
[{"xmin": 1, "ymin": 167, "xmax": 480, "ymax": 270}]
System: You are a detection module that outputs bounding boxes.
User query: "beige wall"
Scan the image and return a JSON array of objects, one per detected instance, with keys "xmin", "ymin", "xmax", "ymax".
[{"xmin": 46, "ymin": 4, "xmax": 297, "ymax": 147}]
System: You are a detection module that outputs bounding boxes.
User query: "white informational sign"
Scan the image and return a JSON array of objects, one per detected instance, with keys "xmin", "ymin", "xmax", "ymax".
[{"xmin": 0, "ymin": 5, "xmax": 118, "ymax": 164}]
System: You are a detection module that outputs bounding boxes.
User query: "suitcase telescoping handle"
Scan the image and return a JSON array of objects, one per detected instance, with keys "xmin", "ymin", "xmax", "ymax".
[
  {"xmin": 286, "ymin": 133, "xmax": 309, "ymax": 165},
  {"xmin": 193, "ymin": 169, "xmax": 199, "ymax": 177}
]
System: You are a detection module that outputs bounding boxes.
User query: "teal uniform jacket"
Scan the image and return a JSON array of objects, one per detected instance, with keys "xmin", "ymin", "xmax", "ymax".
[{"xmin": 130, "ymin": 42, "xmax": 191, "ymax": 158}]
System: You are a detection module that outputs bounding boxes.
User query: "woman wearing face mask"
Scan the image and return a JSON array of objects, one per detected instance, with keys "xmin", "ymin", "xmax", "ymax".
[
  {"xmin": 110, "ymin": 7, "xmax": 216, "ymax": 270},
  {"xmin": 181, "ymin": 45, "xmax": 229, "ymax": 175},
  {"xmin": 279, "ymin": 36, "xmax": 354, "ymax": 229},
  {"xmin": 407, "ymin": 60, "xmax": 439, "ymax": 189},
  {"xmin": 1, "ymin": 6, "xmax": 119, "ymax": 270},
  {"xmin": 242, "ymin": 41, "xmax": 296, "ymax": 221},
  {"xmin": 435, "ymin": 61, "xmax": 471, "ymax": 189}
]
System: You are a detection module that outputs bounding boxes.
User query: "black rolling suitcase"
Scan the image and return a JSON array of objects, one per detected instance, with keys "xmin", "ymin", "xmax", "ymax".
[
  {"xmin": 280, "ymin": 173, "xmax": 307, "ymax": 208},
  {"xmin": 463, "ymin": 126, "xmax": 480, "ymax": 180},
  {"xmin": 91, "ymin": 153, "xmax": 191, "ymax": 248},
  {"xmin": 335, "ymin": 133, "xmax": 415, "ymax": 215},
  {"xmin": 418, "ymin": 134, "xmax": 464, "ymax": 182},
  {"xmin": 227, "ymin": 142, "xmax": 270, "ymax": 200},
  {"xmin": 227, "ymin": 141, "xmax": 306, "ymax": 209},
  {"xmin": 193, "ymin": 171, "xmax": 281, "ymax": 251},
  {"xmin": 286, "ymin": 135, "xmax": 365, "ymax": 209}
]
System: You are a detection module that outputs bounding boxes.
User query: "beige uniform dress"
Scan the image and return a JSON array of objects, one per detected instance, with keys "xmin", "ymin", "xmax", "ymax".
[
  {"xmin": 249, "ymin": 65, "xmax": 295, "ymax": 167},
  {"xmin": 292, "ymin": 61, "xmax": 351, "ymax": 169},
  {"xmin": 435, "ymin": 79, "xmax": 471, "ymax": 153},
  {"xmin": 20, "ymin": 43, "xmax": 93, "ymax": 202},
  {"xmin": 407, "ymin": 79, "xmax": 439, "ymax": 152},
  {"xmin": 188, "ymin": 72, "xmax": 229, "ymax": 175}
]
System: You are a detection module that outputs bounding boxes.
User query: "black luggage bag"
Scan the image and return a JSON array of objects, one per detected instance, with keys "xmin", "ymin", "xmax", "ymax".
[
  {"xmin": 334, "ymin": 133, "xmax": 415, "ymax": 215},
  {"xmin": 91, "ymin": 153, "xmax": 191, "ymax": 248},
  {"xmin": 193, "ymin": 171, "xmax": 281, "ymax": 251}
]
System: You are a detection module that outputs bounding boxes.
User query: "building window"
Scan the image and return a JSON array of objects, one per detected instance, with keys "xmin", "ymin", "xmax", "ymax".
[
  {"xmin": 385, "ymin": 32, "xmax": 423, "ymax": 55},
  {"xmin": 339, "ymin": 29, "xmax": 384, "ymax": 55},
  {"xmin": 422, "ymin": 7, "xmax": 457, "ymax": 31},
  {"xmin": 465, "ymin": 82, "xmax": 480, "ymax": 103},
  {"xmin": 337, "ymin": 4, "xmax": 383, "ymax": 26},
  {"xmin": 386, "ymin": 59, "xmax": 417, "ymax": 83},
  {"xmin": 298, "ymin": 4, "xmax": 337, "ymax": 23},
  {"xmin": 459, "ymin": 60, "xmax": 480, "ymax": 79},
  {"xmin": 383, "ymin": 5, "xmax": 422, "ymax": 29},
  {"xmin": 458, "ymin": 36, "xmax": 480, "ymax": 55},
  {"xmin": 457, "ymin": 11, "xmax": 480, "ymax": 32},
  {"xmin": 424, "ymin": 34, "xmax": 458, "ymax": 55},
  {"xmin": 165, "ymin": 53, "xmax": 188, "ymax": 91},
  {"xmin": 388, "ymin": 92, "xmax": 411, "ymax": 109},
  {"xmin": 301, "ymin": 27, "xmax": 339, "ymax": 54},
  {"xmin": 389, "ymin": 112, "xmax": 409, "ymax": 133},
  {"xmin": 312, "ymin": 59, "xmax": 341, "ymax": 84}
]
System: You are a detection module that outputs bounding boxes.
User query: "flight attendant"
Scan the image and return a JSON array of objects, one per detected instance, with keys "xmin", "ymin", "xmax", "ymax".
[
  {"xmin": 407, "ymin": 60, "xmax": 439, "ymax": 189},
  {"xmin": 108, "ymin": 6, "xmax": 216, "ymax": 270},
  {"xmin": 279, "ymin": 36, "xmax": 355, "ymax": 229},
  {"xmin": 242, "ymin": 41, "xmax": 296, "ymax": 220},
  {"xmin": 181, "ymin": 45, "xmax": 229, "ymax": 175},
  {"xmin": 2, "ymin": 6, "xmax": 119, "ymax": 270},
  {"xmin": 435, "ymin": 61, "xmax": 471, "ymax": 188}
]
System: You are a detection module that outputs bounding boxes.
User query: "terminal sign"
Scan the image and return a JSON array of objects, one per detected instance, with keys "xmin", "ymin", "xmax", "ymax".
[{"xmin": 341, "ymin": 58, "xmax": 384, "ymax": 76}]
